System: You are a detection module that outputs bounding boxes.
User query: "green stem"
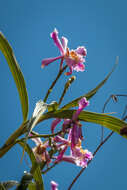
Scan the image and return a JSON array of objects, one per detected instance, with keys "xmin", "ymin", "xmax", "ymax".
[
  {"xmin": 43, "ymin": 65, "xmax": 67, "ymax": 103},
  {"xmin": 0, "ymin": 121, "xmax": 28, "ymax": 158},
  {"xmin": 58, "ymin": 76, "xmax": 76, "ymax": 106}
]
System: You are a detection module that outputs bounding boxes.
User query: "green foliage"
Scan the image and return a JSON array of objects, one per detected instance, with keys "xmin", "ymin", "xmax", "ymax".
[
  {"xmin": 39, "ymin": 109, "xmax": 127, "ymax": 138},
  {"xmin": 0, "ymin": 32, "xmax": 29, "ymax": 122},
  {"xmin": 28, "ymin": 183, "xmax": 37, "ymax": 190},
  {"xmin": 61, "ymin": 58, "xmax": 118, "ymax": 110}
]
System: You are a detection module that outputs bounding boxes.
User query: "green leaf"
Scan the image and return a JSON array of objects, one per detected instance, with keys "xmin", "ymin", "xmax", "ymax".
[
  {"xmin": 62, "ymin": 58, "xmax": 118, "ymax": 110},
  {"xmin": 0, "ymin": 32, "xmax": 29, "ymax": 122},
  {"xmin": 19, "ymin": 142, "xmax": 44, "ymax": 190},
  {"xmin": 28, "ymin": 183, "xmax": 36, "ymax": 190},
  {"xmin": 39, "ymin": 109, "xmax": 127, "ymax": 138}
]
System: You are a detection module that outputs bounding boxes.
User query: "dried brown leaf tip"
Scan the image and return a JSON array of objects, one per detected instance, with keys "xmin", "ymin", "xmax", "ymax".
[
  {"xmin": 120, "ymin": 126, "xmax": 127, "ymax": 135},
  {"xmin": 112, "ymin": 95, "xmax": 118, "ymax": 102}
]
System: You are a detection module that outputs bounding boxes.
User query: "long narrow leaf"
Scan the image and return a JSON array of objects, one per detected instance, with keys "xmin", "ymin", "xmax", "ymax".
[
  {"xmin": 0, "ymin": 32, "xmax": 29, "ymax": 121},
  {"xmin": 19, "ymin": 142, "xmax": 44, "ymax": 190},
  {"xmin": 28, "ymin": 183, "xmax": 36, "ymax": 190},
  {"xmin": 38, "ymin": 109, "xmax": 127, "ymax": 138},
  {"xmin": 62, "ymin": 58, "xmax": 118, "ymax": 110}
]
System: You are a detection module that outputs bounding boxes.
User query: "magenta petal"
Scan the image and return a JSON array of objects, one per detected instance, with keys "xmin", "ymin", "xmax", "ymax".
[
  {"xmin": 79, "ymin": 97, "xmax": 89, "ymax": 109},
  {"xmin": 65, "ymin": 57, "xmax": 75, "ymax": 67},
  {"xmin": 51, "ymin": 181, "xmax": 58, "ymax": 190},
  {"xmin": 71, "ymin": 123, "xmax": 79, "ymax": 148},
  {"xmin": 41, "ymin": 56, "xmax": 64, "ymax": 67},
  {"xmin": 73, "ymin": 62, "xmax": 85, "ymax": 72},
  {"xmin": 54, "ymin": 135, "xmax": 69, "ymax": 144},
  {"xmin": 72, "ymin": 97, "xmax": 89, "ymax": 121},
  {"xmin": 76, "ymin": 46, "xmax": 87, "ymax": 56},
  {"xmin": 50, "ymin": 28, "xmax": 65, "ymax": 55},
  {"xmin": 62, "ymin": 119, "xmax": 71, "ymax": 132},
  {"xmin": 51, "ymin": 118, "xmax": 61, "ymax": 133},
  {"xmin": 60, "ymin": 155, "xmax": 76, "ymax": 164}
]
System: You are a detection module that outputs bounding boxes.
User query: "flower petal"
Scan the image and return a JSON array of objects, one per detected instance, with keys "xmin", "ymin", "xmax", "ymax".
[
  {"xmin": 51, "ymin": 181, "xmax": 58, "ymax": 190},
  {"xmin": 79, "ymin": 97, "xmax": 89, "ymax": 109},
  {"xmin": 54, "ymin": 135, "xmax": 69, "ymax": 144},
  {"xmin": 41, "ymin": 56, "xmax": 64, "ymax": 68},
  {"xmin": 50, "ymin": 28, "xmax": 65, "ymax": 55},
  {"xmin": 72, "ymin": 97, "xmax": 89, "ymax": 121},
  {"xmin": 61, "ymin": 36, "xmax": 68, "ymax": 52},
  {"xmin": 76, "ymin": 46, "xmax": 87, "ymax": 56},
  {"xmin": 73, "ymin": 62, "xmax": 85, "ymax": 72},
  {"xmin": 29, "ymin": 133, "xmax": 42, "ymax": 146},
  {"xmin": 51, "ymin": 118, "xmax": 61, "ymax": 133},
  {"xmin": 55, "ymin": 145, "xmax": 68, "ymax": 162}
]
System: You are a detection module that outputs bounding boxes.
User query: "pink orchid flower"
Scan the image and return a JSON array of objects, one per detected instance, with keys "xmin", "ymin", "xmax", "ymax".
[
  {"xmin": 61, "ymin": 148, "xmax": 93, "ymax": 168},
  {"xmin": 54, "ymin": 136, "xmax": 93, "ymax": 168},
  {"xmin": 71, "ymin": 140, "xmax": 93, "ymax": 168},
  {"xmin": 42, "ymin": 28, "xmax": 87, "ymax": 75},
  {"xmin": 31, "ymin": 135, "xmax": 51, "ymax": 164}
]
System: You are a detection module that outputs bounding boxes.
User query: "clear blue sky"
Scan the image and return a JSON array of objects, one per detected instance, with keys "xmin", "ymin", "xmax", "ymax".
[{"xmin": 0, "ymin": 0, "xmax": 127, "ymax": 189}]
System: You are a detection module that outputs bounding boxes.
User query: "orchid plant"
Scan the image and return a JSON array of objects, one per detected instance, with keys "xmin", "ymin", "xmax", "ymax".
[{"xmin": 0, "ymin": 29, "xmax": 127, "ymax": 190}]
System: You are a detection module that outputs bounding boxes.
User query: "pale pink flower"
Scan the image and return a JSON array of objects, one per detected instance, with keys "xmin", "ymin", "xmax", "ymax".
[
  {"xmin": 58, "ymin": 138, "xmax": 93, "ymax": 168},
  {"xmin": 71, "ymin": 142, "xmax": 93, "ymax": 168},
  {"xmin": 31, "ymin": 136, "xmax": 51, "ymax": 164},
  {"xmin": 42, "ymin": 28, "xmax": 87, "ymax": 75}
]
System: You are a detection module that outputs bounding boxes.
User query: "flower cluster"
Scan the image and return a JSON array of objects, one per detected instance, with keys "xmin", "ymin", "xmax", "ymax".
[
  {"xmin": 32, "ymin": 97, "xmax": 93, "ymax": 169},
  {"xmin": 52, "ymin": 97, "xmax": 93, "ymax": 168},
  {"xmin": 41, "ymin": 29, "xmax": 87, "ymax": 75},
  {"xmin": 31, "ymin": 30, "xmax": 92, "ymax": 189}
]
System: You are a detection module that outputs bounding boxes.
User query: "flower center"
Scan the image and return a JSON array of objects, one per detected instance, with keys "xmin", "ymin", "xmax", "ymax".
[
  {"xmin": 65, "ymin": 48, "xmax": 80, "ymax": 63},
  {"xmin": 36, "ymin": 144, "xmax": 46, "ymax": 154}
]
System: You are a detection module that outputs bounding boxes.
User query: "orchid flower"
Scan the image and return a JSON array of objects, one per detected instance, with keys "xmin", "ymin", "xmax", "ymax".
[
  {"xmin": 42, "ymin": 28, "xmax": 87, "ymax": 75},
  {"xmin": 70, "ymin": 140, "xmax": 93, "ymax": 168},
  {"xmin": 52, "ymin": 97, "xmax": 92, "ymax": 166},
  {"xmin": 70, "ymin": 97, "xmax": 89, "ymax": 148},
  {"xmin": 31, "ymin": 135, "xmax": 51, "ymax": 164},
  {"xmin": 61, "ymin": 148, "xmax": 93, "ymax": 168},
  {"xmin": 53, "ymin": 129, "xmax": 93, "ymax": 168},
  {"xmin": 54, "ymin": 136, "xmax": 93, "ymax": 168},
  {"xmin": 51, "ymin": 181, "xmax": 58, "ymax": 190}
]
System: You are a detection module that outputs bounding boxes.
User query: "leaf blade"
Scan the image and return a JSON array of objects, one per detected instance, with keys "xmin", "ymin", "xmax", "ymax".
[
  {"xmin": 39, "ymin": 109, "xmax": 127, "ymax": 138},
  {"xmin": 0, "ymin": 32, "xmax": 29, "ymax": 121},
  {"xmin": 19, "ymin": 142, "xmax": 44, "ymax": 190},
  {"xmin": 62, "ymin": 58, "xmax": 118, "ymax": 110}
]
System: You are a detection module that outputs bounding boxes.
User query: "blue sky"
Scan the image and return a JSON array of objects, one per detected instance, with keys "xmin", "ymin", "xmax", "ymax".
[{"xmin": 0, "ymin": 0, "xmax": 127, "ymax": 189}]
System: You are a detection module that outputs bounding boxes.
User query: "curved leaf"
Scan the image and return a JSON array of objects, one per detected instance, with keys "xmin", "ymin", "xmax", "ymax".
[
  {"xmin": 62, "ymin": 58, "xmax": 118, "ymax": 110},
  {"xmin": 38, "ymin": 109, "xmax": 127, "ymax": 138},
  {"xmin": 19, "ymin": 142, "xmax": 44, "ymax": 190},
  {"xmin": 0, "ymin": 32, "xmax": 29, "ymax": 121}
]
